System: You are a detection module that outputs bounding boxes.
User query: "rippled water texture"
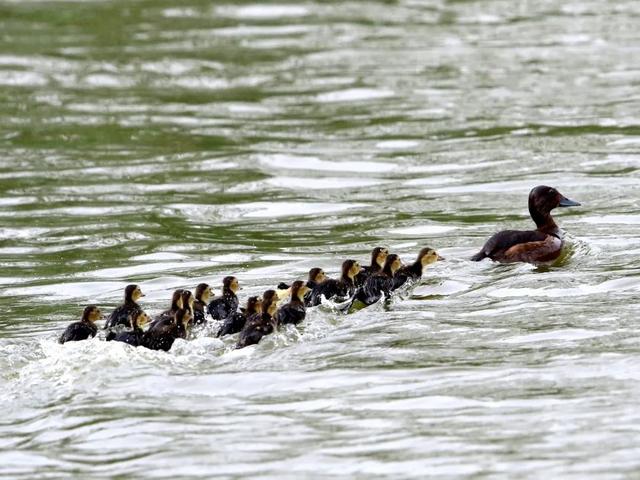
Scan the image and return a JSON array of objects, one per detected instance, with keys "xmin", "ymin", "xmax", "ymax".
[{"xmin": 1, "ymin": 0, "xmax": 640, "ymax": 478}]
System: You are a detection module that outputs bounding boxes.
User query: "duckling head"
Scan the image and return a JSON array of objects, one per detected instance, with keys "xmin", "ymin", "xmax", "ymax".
[
  {"xmin": 290, "ymin": 280, "xmax": 310, "ymax": 301},
  {"xmin": 171, "ymin": 289, "xmax": 184, "ymax": 310},
  {"xmin": 134, "ymin": 311, "xmax": 150, "ymax": 329},
  {"xmin": 246, "ymin": 296, "xmax": 262, "ymax": 315},
  {"xmin": 181, "ymin": 290, "xmax": 195, "ymax": 311},
  {"xmin": 125, "ymin": 284, "xmax": 145, "ymax": 303},
  {"xmin": 262, "ymin": 289, "xmax": 278, "ymax": 316},
  {"xmin": 371, "ymin": 246, "xmax": 389, "ymax": 268},
  {"xmin": 418, "ymin": 247, "xmax": 444, "ymax": 267},
  {"xmin": 195, "ymin": 283, "xmax": 213, "ymax": 303},
  {"xmin": 308, "ymin": 267, "xmax": 326, "ymax": 284},
  {"xmin": 223, "ymin": 276, "xmax": 240, "ymax": 295},
  {"xmin": 346, "ymin": 259, "xmax": 362, "ymax": 280},
  {"xmin": 383, "ymin": 254, "xmax": 402, "ymax": 276},
  {"xmin": 82, "ymin": 305, "xmax": 102, "ymax": 323}
]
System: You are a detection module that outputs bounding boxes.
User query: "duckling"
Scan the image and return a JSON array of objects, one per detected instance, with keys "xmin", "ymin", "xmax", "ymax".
[
  {"xmin": 392, "ymin": 247, "xmax": 443, "ymax": 290},
  {"xmin": 193, "ymin": 283, "xmax": 214, "ymax": 325},
  {"xmin": 207, "ymin": 276, "xmax": 240, "ymax": 320},
  {"xmin": 355, "ymin": 254, "xmax": 402, "ymax": 306},
  {"xmin": 275, "ymin": 280, "xmax": 311, "ymax": 326},
  {"xmin": 150, "ymin": 289, "xmax": 184, "ymax": 327},
  {"xmin": 107, "ymin": 311, "xmax": 150, "ymax": 347},
  {"xmin": 278, "ymin": 267, "xmax": 327, "ymax": 306},
  {"xmin": 104, "ymin": 284, "xmax": 145, "ymax": 329},
  {"xmin": 237, "ymin": 290, "xmax": 278, "ymax": 349},
  {"xmin": 355, "ymin": 247, "xmax": 388, "ymax": 287},
  {"xmin": 217, "ymin": 296, "xmax": 262, "ymax": 337},
  {"xmin": 308, "ymin": 260, "xmax": 361, "ymax": 307},
  {"xmin": 142, "ymin": 308, "xmax": 191, "ymax": 352},
  {"xmin": 59, "ymin": 305, "xmax": 102, "ymax": 344},
  {"xmin": 471, "ymin": 185, "xmax": 581, "ymax": 263}
]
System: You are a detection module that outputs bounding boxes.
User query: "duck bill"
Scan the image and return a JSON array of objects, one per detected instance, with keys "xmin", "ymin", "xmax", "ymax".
[
  {"xmin": 436, "ymin": 255, "xmax": 445, "ymax": 261},
  {"xmin": 558, "ymin": 196, "xmax": 581, "ymax": 207}
]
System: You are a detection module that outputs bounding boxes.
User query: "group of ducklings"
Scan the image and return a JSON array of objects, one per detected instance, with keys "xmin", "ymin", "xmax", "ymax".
[{"xmin": 59, "ymin": 246, "xmax": 443, "ymax": 350}]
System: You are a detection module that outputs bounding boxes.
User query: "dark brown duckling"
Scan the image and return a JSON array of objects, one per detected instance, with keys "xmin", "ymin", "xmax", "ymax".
[
  {"xmin": 355, "ymin": 246, "xmax": 388, "ymax": 287},
  {"xmin": 207, "ymin": 276, "xmax": 240, "ymax": 320},
  {"xmin": 142, "ymin": 308, "xmax": 191, "ymax": 352},
  {"xmin": 59, "ymin": 305, "xmax": 102, "ymax": 344},
  {"xmin": 193, "ymin": 283, "xmax": 214, "ymax": 325},
  {"xmin": 471, "ymin": 185, "xmax": 581, "ymax": 264},
  {"xmin": 392, "ymin": 247, "xmax": 443, "ymax": 290},
  {"xmin": 237, "ymin": 290, "xmax": 278, "ymax": 349},
  {"xmin": 217, "ymin": 296, "xmax": 262, "ymax": 337},
  {"xmin": 107, "ymin": 311, "xmax": 150, "ymax": 347},
  {"xmin": 104, "ymin": 284, "xmax": 145, "ymax": 329},
  {"xmin": 308, "ymin": 260, "xmax": 361, "ymax": 307},
  {"xmin": 275, "ymin": 280, "xmax": 311, "ymax": 326},
  {"xmin": 355, "ymin": 254, "xmax": 402, "ymax": 306},
  {"xmin": 150, "ymin": 289, "xmax": 184, "ymax": 328}
]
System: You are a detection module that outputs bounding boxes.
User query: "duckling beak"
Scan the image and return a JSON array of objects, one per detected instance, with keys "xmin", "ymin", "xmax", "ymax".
[
  {"xmin": 558, "ymin": 196, "xmax": 581, "ymax": 207},
  {"xmin": 437, "ymin": 255, "xmax": 445, "ymax": 261}
]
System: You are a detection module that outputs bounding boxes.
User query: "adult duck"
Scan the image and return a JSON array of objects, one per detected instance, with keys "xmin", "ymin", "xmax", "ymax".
[{"xmin": 471, "ymin": 185, "xmax": 580, "ymax": 264}]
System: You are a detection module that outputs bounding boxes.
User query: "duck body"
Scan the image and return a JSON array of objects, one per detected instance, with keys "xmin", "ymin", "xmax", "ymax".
[
  {"xmin": 208, "ymin": 293, "xmax": 239, "ymax": 320},
  {"xmin": 105, "ymin": 302, "xmax": 143, "ymax": 329},
  {"xmin": 59, "ymin": 321, "xmax": 97, "ymax": 344},
  {"xmin": 236, "ymin": 312, "xmax": 275, "ymax": 348},
  {"xmin": 471, "ymin": 186, "xmax": 580, "ymax": 264},
  {"xmin": 275, "ymin": 300, "xmax": 306, "ymax": 325},
  {"xmin": 59, "ymin": 305, "xmax": 101, "ymax": 344},
  {"xmin": 110, "ymin": 329, "xmax": 144, "ymax": 347},
  {"xmin": 217, "ymin": 296, "xmax": 261, "ymax": 337},
  {"xmin": 142, "ymin": 319, "xmax": 186, "ymax": 352},
  {"xmin": 355, "ymin": 254, "xmax": 402, "ymax": 306}
]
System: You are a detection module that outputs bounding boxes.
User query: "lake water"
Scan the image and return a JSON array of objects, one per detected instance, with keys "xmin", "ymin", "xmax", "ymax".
[{"xmin": 1, "ymin": 0, "xmax": 640, "ymax": 478}]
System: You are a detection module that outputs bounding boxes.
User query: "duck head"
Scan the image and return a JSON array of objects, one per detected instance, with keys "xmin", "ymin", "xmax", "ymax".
[
  {"xmin": 125, "ymin": 284, "xmax": 145, "ymax": 303},
  {"xmin": 195, "ymin": 283, "xmax": 213, "ymax": 303},
  {"xmin": 290, "ymin": 280, "xmax": 311, "ymax": 302},
  {"xmin": 371, "ymin": 246, "xmax": 389, "ymax": 269},
  {"xmin": 308, "ymin": 267, "xmax": 326, "ymax": 284},
  {"xmin": 82, "ymin": 305, "xmax": 102, "ymax": 323},
  {"xmin": 246, "ymin": 296, "xmax": 262, "ymax": 316},
  {"xmin": 417, "ymin": 247, "xmax": 444, "ymax": 267},
  {"xmin": 382, "ymin": 254, "xmax": 402, "ymax": 276},
  {"xmin": 529, "ymin": 185, "xmax": 581, "ymax": 231}
]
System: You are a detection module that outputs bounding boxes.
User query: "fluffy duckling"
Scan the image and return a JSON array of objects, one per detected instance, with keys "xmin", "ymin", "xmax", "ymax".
[
  {"xmin": 59, "ymin": 305, "xmax": 102, "ymax": 344},
  {"xmin": 142, "ymin": 308, "xmax": 191, "ymax": 352},
  {"xmin": 237, "ymin": 290, "xmax": 278, "ymax": 349},
  {"xmin": 151, "ymin": 289, "xmax": 184, "ymax": 327},
  {"xmin": 104, "ymin": 284, "xmax": 145, "ymax": 329},
  {"xmin": 355, "ymin": 247, "xmax": 388, "ymax": 287},
  {"xmin": 207, "ymin": 276, "xmax": 240, "ymax": 320},
  {"xmin": 275, "ymin": 280, "xmax": 311, "ymax": 326},
  {"xmin": 308, "ymin": 260, "xmax": 361, "ymax": 307},
  {"xmin": 217, "ymin": 296, "xmax": 262, "ymax": 337},
  {"xmin": 392, "ymin": 247, "xmax": 443, "ymax": 290},
  {"xmin": 193, "ymin": 283, "xmax": 214, "ymax": 325},
  {"xmin": 107, "ymin": 311, "xmax": 150, "ymax": 347},
  {"xmin": 355, "ymin": 254, "xmax": 402, "ymax": 306},
  {"xmin": 278, "ymin": 267, "xmax": 327, "ymax": 306},
  {"xmin": 471, "ymin": 185, "xmax": 581, "ymax": 263}
]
